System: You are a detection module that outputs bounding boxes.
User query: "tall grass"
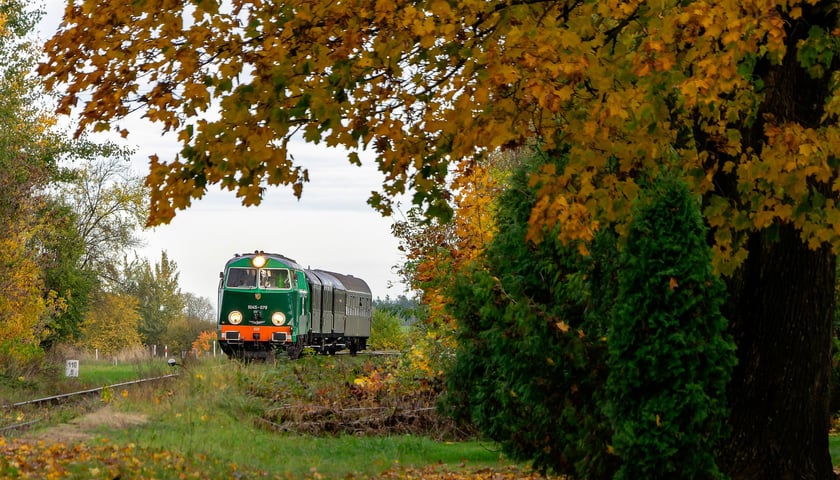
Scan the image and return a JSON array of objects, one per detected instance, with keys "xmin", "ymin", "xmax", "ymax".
[
  {"xmin": 101, "ymin": 356, "xmax": 508, "ymax": 477},
  {"xmin": 0, "ymin": 353, "xmax": 167, "ymax": 405},
  {"xmin": 74, "ymin": 359, "xmax": 169, "ymax": 387},
  {"xmin": 0, "ymin": 354, "xmax": 172, "ymax": 439}
]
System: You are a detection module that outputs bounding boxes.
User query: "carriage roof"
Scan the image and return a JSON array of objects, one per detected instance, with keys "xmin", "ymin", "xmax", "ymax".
[{"xmin": 313, "ymin": 269, "xmax": 371, "ymax": 295}]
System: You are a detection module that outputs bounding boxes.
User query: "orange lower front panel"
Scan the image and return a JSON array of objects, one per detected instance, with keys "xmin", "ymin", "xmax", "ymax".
[{"xmin": 221, "ymin": 325, "xmax": 292, "ymax": 343}]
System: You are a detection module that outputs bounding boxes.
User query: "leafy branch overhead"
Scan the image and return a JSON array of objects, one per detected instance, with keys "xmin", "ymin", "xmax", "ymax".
[{"xmin": 31, "ymin": 1, "xmax": 829, "ymax": 248}]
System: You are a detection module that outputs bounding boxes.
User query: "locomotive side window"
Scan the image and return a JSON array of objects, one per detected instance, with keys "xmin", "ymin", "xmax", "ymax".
[
  {"xmin": 227, "ymin": 268, "xmax": 257, "ymax": 288},
  {"xmin": 261, "ymin": 269, "xmax": 292, "ymax": 289}
]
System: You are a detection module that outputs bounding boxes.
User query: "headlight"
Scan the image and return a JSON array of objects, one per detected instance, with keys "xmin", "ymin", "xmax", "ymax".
[
  {"xmin": 228, "ymin": 311, "xmax": 243, "ymax": 325},
  {"xmin": 271, "ymin": 311, "xmax": 286, "ymax": 326},
  {"xmin": 252, "ymin": 255, "xmax": 266, "ymax": 268}
]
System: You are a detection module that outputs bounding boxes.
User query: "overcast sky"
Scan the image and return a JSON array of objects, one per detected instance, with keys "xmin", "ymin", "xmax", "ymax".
[{"xmin": 36, "ymin": 2, "xmax": 411, "ymax": 302}]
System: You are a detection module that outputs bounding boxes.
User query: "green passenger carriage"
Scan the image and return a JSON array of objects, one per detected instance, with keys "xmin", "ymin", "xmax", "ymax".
[{"xmin": 217, "ymin": 251, "xmax": 372, "ymax": 360}]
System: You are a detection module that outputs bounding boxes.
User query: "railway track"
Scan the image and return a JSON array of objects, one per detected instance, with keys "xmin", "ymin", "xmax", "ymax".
[
  {"xmin": 0, "ymin": 353, "xmax": 397, "ymax": 432},
  {"xmin": 2, "ymin": 374, "xmax": 180, "ymax": 409},
  {"xmin": 0, "ymin": 373, "xmax": 179, "ymax": 434},
  {"xmin": 334, "ymin": 349, "xmax": 402, "ymax": 357},
  {"xmin": 256, "ymin": 349, "xmax": 402, "ymax": 361}
]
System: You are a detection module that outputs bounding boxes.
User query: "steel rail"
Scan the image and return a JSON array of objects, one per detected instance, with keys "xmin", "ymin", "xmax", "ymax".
[
  {"xmin": 1, "ymin": 373, "xmax": 180, "ymax": 410},
  {"xmin": 0, "ymin": 419, "xmax": 40, "ymax": 434}
]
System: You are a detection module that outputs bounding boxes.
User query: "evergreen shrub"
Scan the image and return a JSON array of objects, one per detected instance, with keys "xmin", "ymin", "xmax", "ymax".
[
  {"xmin": 444, "ymin": 156, "xmax": 618, "ymax": 478},
  {"xmin": 606, "ymin": 176, "xmax": 736, "ymax": 479}
]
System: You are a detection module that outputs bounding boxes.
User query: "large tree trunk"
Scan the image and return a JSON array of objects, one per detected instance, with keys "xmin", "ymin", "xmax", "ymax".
[
  {"xmin": 714, "ymin": 3, "xmax": 839, "ymax": 478},
  {"xmin": 719, "ymin": 224, "xmax": 835, "ymax": 479}
]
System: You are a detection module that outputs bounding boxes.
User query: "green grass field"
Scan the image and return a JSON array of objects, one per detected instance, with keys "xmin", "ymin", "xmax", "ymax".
[
  {"xmin": 5, "ymin": 355, "xmax": 519, "ymax": 478},
  {"xmin": 113, "ymin": 356, "xmax": 509, "ymax": 477},
  {"xmin": 110, "ymin": 419, "xmax": 506, "ymax": 478},
  {"xmin": 74, "ymin": 359, "xmax": 169, "ymax": 386}
]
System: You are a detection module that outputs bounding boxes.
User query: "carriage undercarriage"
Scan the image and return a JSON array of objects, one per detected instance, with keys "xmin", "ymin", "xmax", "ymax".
[{"xmin": 220, "ymin": 334, "xmax": 367, "ymax": 361}]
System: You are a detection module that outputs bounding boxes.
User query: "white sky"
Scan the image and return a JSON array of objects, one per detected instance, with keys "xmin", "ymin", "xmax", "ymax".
[{"xmin": 36, "ymin": 2, "xmax": 411, "ymax": 302}]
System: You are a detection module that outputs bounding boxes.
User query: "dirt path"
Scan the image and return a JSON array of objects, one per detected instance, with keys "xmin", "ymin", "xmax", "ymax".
[{"xmin": 20, "ymin": 405, "xmax": 148, "ymax": 443}]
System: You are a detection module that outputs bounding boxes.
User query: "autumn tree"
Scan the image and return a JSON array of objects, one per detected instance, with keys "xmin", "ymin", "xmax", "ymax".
[
  {"xmin": 191, "ymin": 330, "xmax": 216, "ymax": 358},
  {"xmin": 53, "ymin": 152, "xmax": 149, "ymax": 287},
  {"xmin": 118, "ymin": 251, "xmax": 184, "ymax": 347},
  {"xmin": 37, "ymin": 141, "xmax": 148, "ymax": 348},
  {"xmin": 0, "ymin": 1, "xmax": 143, "ymax": 364},
  {"xmin": 39, "ymin": 0, "xmax": 840, "ymax": 476},
  {"xmin": 0, "ymin": 0, "xmax": 70, "ymax": 370},
  {"xmin": 78, "ymin": 292, "xmax": 143, "ymax": 357},
  {"xmin": 165, "ymin": 292, "xmax": 215, "ymax": 356},
  {"xmin": 392, "ymin": 153, "xmax": 505, "ymax": 383}
]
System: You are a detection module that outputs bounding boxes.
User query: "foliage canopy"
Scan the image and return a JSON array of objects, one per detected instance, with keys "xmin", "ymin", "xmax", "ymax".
[
  {"xmin": 117, "ymin": 251, "xmax": 185, "ymax": 347},
  {"xmin": 79, "ymin": 292, "xmax": 143, "ymax": 356},
  {"xmin": 38, "ymin": 0, "xmax": 840, "ymax": 257}
]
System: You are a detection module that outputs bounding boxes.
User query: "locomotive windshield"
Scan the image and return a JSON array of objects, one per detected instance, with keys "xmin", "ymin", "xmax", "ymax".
[
  {"xmin": 260, "ymin": 268, "xmax": 292, "ymax": 289},
  {"xmin": 226, "ymin": 267, "xmax": 257, "ymax": 288},
  {"xmin": 226, "ymin": 267, "xmax": 292, "ymax": 289}
]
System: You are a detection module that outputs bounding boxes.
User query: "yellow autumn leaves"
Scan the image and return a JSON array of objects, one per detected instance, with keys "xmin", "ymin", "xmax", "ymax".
[{"xmin": 37, "ymin": 0, "xmax": 840, "ymax": 277}]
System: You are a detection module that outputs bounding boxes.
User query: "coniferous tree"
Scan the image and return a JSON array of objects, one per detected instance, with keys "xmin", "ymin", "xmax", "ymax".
[
  {"xmin": 606, "ymin": 176, "xmax": 736, "ymax": 479},
  {"xmin": 445, "ymin": 153, "xmax": 618, "ymax": 478}
]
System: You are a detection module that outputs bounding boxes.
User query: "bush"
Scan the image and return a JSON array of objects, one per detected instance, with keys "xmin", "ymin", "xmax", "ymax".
[
  {"xmin": 0, "ymin": 339, "xmax": 46, "ymax": 380},
  {"xmin": 441, "ymin": 158, "xmax": 736, "ymax": 479},
  {"xmin": 370, "ymin": 309, "xmax": 408, "ymax": 350},
  {"xmin": 606, "ymin": 176, "xmax": 736, "ymax": 479}
]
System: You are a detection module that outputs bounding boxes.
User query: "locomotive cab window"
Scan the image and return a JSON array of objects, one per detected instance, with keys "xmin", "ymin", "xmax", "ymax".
[
  {"xmin": 260, "ymin": 268, "xmax": 292, "ymax": 289},
  {"xmin": 226, "ymin": 268, "xmax": 257, "ymax": 288}
]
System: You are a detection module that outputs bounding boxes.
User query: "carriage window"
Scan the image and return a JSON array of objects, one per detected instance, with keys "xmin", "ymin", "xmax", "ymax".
[
  {"xmin": 260, "ymin": 269, "xmax": 292, "ymax": 289},
  {"xmin": 226, "ymin": 268, "xmax": 257, "ymax": 288}
]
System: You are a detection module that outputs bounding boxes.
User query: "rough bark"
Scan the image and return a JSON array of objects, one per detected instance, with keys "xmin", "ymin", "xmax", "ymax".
[{"xmin": 720, "ymin": 225, "xmax": 835, "ymax": 479}]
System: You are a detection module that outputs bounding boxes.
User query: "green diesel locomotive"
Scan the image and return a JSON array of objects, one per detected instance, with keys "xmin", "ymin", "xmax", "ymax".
[{"xmin": 217, "ymin": 251, "xmax": 372, "ymax": 360}]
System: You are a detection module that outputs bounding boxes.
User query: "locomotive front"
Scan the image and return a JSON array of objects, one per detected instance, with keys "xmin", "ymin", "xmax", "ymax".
[{"xmin": 217, "ymin": 252, "xmax": 308, "ymax": 360}]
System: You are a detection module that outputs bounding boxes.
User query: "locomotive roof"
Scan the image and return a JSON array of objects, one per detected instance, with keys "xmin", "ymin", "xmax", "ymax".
[
  {"xmin": 224, "ymin": 251, "xmax": 303, "ymax": 270},
  {"xmin": 222, "ymin": 252, "xmax": 371, "ymax": 294}
]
